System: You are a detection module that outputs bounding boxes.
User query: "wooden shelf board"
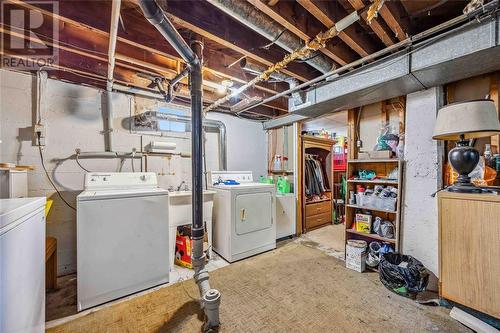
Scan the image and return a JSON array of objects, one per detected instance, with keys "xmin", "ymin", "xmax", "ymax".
[
  {"xmin": 346, "ymin": 204, "xmax": 397, "ymax": 214},
  {"xmin": 348, "ymin": 159, "xmax": 400, "ymax": 163},
  {"xmin": 346, "ymin": 229, "xmax": 396, "ymax": 243},
  {"xmin": 348, "ymin": 179, "xmax": 398, "ymax": 185}
]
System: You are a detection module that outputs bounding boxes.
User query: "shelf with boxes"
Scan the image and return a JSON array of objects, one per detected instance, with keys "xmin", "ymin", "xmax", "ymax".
[{"xmin": 344, "ymin": 159, "xmax": 404, "ymax": 266}]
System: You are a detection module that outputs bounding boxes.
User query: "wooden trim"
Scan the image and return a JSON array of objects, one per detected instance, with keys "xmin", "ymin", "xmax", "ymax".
[
  {"xmin": 296, "ymin": 123, "xmax": 303, "ymax": 235},
  {"xmin": 489, "ymin": 74, "xmax": 499, "ymax": 153},
  {"xmin": 347, "ymin": 108, "xmax": 358, "ymax": 160}
]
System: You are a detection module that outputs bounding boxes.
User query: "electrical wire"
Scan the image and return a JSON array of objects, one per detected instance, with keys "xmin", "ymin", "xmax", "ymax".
[
  {"xmin": 37, "ymin": 135, "xmax": 76, "ymax": 211},
  {"xmin": 75, "ymin": 153, "xmax": 91, "ymax": 172}
]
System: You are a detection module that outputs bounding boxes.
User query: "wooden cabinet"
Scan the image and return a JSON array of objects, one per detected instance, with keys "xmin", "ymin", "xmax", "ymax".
[
  {"xmin": 300, "ymin": 135, "xmax": 334, "ymax": 232},
  {"xmin": 438, "ymin": 191, "xmax": 500, "ymax": 318}
]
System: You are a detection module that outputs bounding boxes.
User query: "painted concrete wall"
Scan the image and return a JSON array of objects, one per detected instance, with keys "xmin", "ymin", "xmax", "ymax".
[
  {"xmin": 206, "ymin": 112, "xmax": 267, "ymax": 178},
  {"xmin": 359, "ymin": 101, "xmax": 399, "ymax": 152},
  {"xmin": 402, "ymin": 87, "xmax": 443, "ymax": 280},
  {"xmin": 0, "ymin": 69, "xmax": 267, "ymax": 275}
]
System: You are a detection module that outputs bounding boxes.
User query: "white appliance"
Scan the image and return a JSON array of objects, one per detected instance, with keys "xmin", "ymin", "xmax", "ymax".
[
  {"xmin": 0, "ymin": 197, "xmax": 46, "ymax": 333},
  {"xmin": 276, "ymin": 193, "xmax": 296, "ymax": 239},
  {"xmin": 0, "ymin": 168, "xmax": 28, "ymax": 198},
  {"xmin": 77, "ymin": 172, "xmax": 169, "ymax": 311},
  {"xmin": 208, "ymin": 171, "xmax": 276, "ymax": 263}
]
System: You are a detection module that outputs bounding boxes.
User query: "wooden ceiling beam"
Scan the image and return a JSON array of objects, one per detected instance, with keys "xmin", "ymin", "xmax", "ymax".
[
  {"xmin": 297, "ymin": 0, "xmax": 379, "ymax": 57},
  {"xmin": 246, "ymin": 0, "xmax": 357, "ymax": 66},
  {"xmin": 2, "ymin": 24, "xmax": 288, "ymax": 115},
  {"xmin": 347, "ymin": 0, "xmax": 396, "ymax": 47},
  {"xmin": 161, "ymin": 0, "xmax": 318, "ymax": 82},
  {"xmin": 378, "ymin": 1, "xmax": 411, "ymax": 42},
  {"xmin": 4, "ymin": 0, "xmax": 286, "ymax": 97}
]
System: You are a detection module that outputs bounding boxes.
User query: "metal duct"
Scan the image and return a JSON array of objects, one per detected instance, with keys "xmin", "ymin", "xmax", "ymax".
[
  {"xmin": 240, "ymin": 58, "xmax": 306, "ymax": 106},
  {"xmin": 263, "ymin": 10, "xmax": 500, "ymax": 129},
  {"xmin": 138, "ymin": 1, "xmax": 221, "ymax": 329},
  {"xmin": 134, "ymin": 111, "xmax": 228, "ymax": 171},
  {"xmin": 294, "ymin": 15, "xmax": 500, "ymax": 118},
  {"xmin": 207, "ymin": 0, "xmax": 334, "ymax": 73}
]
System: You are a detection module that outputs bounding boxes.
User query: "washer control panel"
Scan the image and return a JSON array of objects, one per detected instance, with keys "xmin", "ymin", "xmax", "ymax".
[
  {"xmin": 208, "ymin": 171, "xmax": 253, "ymax": 185},
  {"xmin": 84, "ymin": 172, "xmax": 158, "ymax": 190}
]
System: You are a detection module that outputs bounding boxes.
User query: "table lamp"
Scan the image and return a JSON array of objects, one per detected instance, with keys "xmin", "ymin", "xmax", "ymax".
[{"xmin": 433, "ymin": 99, "xmax": 500, "ymax": 193}]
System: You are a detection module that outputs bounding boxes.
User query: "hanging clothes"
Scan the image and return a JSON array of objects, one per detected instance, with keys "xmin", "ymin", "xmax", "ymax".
[{"xmin": 305, "ymin": 155, "xmax": 329, "ymax": 199}]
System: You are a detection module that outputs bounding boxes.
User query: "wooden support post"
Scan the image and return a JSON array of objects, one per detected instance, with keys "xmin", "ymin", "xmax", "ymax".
[
  {"xmin": 490, "ymin": 74, "xmax": 499, "ymax": 154},
  {"xmin": 398, "ymin": 96, "xmax": 406, "ymax": 136},
  {"xmin": 296, "ymin": 122, "xmax": 303, "ymax": 235},
  {"xmin": 348, "ymin": 108, "xmax": 359, "ymax": 160},
  {"xmin": 380, "ymin": 100, "xmax": 389, "ymax": 126}
]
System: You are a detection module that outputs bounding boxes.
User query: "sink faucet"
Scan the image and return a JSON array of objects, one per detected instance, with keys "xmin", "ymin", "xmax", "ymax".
[{"xmin": 176, "ymin": 181, "xmax": 186, "ymax": 191}]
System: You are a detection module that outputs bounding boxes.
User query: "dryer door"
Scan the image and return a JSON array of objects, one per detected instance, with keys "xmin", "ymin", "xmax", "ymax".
[{"xmin": 235, "ymin": 192, "xmax": 272, "ymax": 235}]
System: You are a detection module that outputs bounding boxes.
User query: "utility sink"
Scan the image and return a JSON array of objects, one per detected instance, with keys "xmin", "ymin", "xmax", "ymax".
[
  {"xmin": 167, "ymin": 190, "xmax": 216, "ymax": 226},
  {"xmin": 167, "ymin": 190, "xmax": 216, "ymax": 271}
]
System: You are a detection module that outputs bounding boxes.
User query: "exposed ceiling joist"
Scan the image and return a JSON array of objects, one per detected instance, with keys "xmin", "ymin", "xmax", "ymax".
[
  {"xmin": 378, "ymin": 1, "xmax": 411, "ymax": 41},
  {"xmin": 347, "ymin": 0, "xmax": 396, "ymax": 46},
  {"xmin": 2, "ymin": 1, "xmax": 287, "ymax": 117},
  {"xmin": 296, "ymin": 0, "xmax": 379, "ymax": 57},
  {"xmin": 4, "ymin": 0, "xmax": 287, "ymax": 100},
  {"xmin": 245, "ymin": 0, "xmax": 357, "ymax": 66},
  {"xmin": 162, "ymin": 0, "xmax": 318, "ymax": 82}
]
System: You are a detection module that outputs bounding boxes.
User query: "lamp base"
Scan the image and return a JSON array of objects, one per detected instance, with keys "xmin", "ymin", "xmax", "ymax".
[{"xmin": 447, "ymin": 182, "xmax": 483, "ymax": 193}]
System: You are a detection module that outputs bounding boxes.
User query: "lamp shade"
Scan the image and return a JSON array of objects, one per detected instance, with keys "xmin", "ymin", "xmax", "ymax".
[{"xmin": 433, "ymin": 99, "xmax": 500, "ymax": 140}]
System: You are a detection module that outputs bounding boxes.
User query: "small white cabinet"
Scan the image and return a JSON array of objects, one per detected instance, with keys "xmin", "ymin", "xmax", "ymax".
[
  {"xmin": 0, "ymin": 169, "xmax": 28, "ymax": 199},
  {"xmin": 276, "ymin": 194, "xmax": 296, "ymax": 239}
]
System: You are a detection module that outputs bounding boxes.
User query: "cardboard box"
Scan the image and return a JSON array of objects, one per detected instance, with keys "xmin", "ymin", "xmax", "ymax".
[
  {"xmin": 355, "ymin": 213, "xmax": 372, "ymax": 233},
  {"xmin": 175, "ymin": 233, "xmax": 192, "ymax": 269},
  {"xmin": 357, "ymin": 150, "xmax": 392, "ymax": 160},
  {"xmin": 346, "ymin": 240, "xmax": 367, "ymax": 273}
]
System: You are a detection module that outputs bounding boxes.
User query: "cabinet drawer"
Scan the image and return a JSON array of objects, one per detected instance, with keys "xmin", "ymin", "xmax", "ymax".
[
  {"xmin": 305, "ymin": 211, "xmax": 331, "ymax": 229},
  {"xmin": 305, "ymin": 201, "xmax": 331, "ymax": 217}
]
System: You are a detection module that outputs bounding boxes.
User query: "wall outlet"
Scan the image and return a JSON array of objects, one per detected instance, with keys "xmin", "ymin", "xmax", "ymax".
[
  {"xmin": 34, "ymin": 124, "xmax": 46, "ymax": 146},
  {"xmin": 356, "ymin": 140, "xmax": 363, "ymax": 148}
]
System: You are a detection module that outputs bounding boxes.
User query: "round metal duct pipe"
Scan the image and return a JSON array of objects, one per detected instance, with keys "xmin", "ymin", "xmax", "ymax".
[{"xmin": 207, "ymin": 0, "xmax": 334, "ymax": 74}]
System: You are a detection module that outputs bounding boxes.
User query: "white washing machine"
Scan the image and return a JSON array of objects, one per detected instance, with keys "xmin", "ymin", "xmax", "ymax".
[
  {"xmin": 208, "ymin": 171, "xmax": 276, "ymax": 263},
  {"xmin": 77, "ymin": 172, "xmax": 169, "ymax": 311}
]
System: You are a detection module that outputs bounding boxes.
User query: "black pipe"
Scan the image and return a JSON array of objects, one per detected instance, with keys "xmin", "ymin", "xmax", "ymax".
[
  {"xmin": 138, "ymin": 0, "xmax": 198, "ymax": 67},
  {"xmin": 138, "ymin": 1, "xmax": 221, "ymax": 328},
  {"xmin": 165, "ymin": 67, "xmax": 190, "ymax": 103},
  {"xmin": 190, "ymin": 39, "xmax": 204, "ymax": 238}
]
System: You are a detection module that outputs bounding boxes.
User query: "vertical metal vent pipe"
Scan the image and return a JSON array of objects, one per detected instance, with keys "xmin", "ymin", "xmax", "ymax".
[
  {"xmin": 207, "ymin": 0, "xmax": 334, "ymax": 74},
  {"xmin": 138, "ymin": 0, "xmax": 221, "ymax": 329}
]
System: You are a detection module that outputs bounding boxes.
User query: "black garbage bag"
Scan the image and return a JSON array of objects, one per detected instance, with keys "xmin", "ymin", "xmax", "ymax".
[{"xmin": 379, "ymin": 253, "xmax": 429, "ymax": 298}]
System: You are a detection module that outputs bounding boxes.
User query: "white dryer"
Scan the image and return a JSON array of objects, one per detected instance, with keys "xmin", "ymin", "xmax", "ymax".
[
  {"xmin": 77, "ymin": 172, "xmax": 169, "ymax": 311},
  {"xmin": 208, "ymin": 171, "xmax": 276, "ymax": 263}
]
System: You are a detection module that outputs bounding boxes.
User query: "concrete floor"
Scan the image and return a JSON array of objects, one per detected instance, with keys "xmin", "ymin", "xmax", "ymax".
[
  {"xmin": 46, "ymin": 226, "xmax": 469, "ymax": 332},
  {"xmin": 46, "ymin": 253, "xmax": 228, "ymax": 322},
  {"xmin": 300, "ymin": 223, "xmax": 345, "ymax": 260}
]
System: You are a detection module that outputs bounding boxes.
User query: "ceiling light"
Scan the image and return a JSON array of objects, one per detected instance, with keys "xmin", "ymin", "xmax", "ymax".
[{"xmin": 221, "ymin": 79, "xmax": 233, "ymax": 88}]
